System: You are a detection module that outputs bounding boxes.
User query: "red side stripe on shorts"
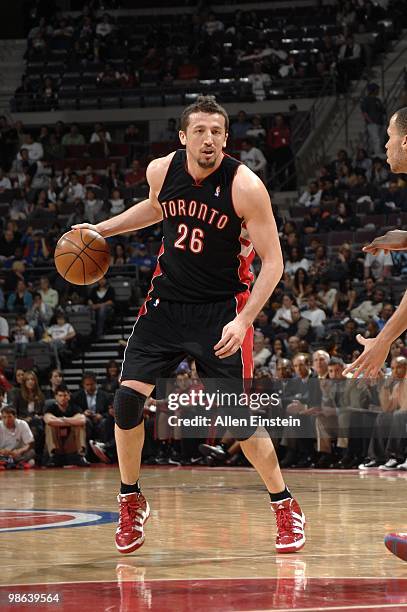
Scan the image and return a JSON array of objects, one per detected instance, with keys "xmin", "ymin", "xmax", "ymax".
[
  {"xmin": 137, "ymin": 242, "xmax": 164, "ymax": 319},
  {"xmin": 235, "ymin": 290, "xmax": 253, "ymax": 379}
]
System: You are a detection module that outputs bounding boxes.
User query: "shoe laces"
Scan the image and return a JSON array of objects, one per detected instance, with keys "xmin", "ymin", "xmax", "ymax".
[
  {"xmin": 119, "ymin": 495, "xmax": 144, "ymax": 532},
  {"xmin": 274, "ymin": 502, "xmax": 294, "ymax": 536}
]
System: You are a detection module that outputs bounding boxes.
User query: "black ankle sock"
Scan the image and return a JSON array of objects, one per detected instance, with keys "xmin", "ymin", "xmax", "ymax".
[
  {"xmin": 269, "ymin": 486, "xmax": 292, "ymax": 503},
  {"xmin": 120, "ymin": 480, "xmax": 141, "ymax": 495}
]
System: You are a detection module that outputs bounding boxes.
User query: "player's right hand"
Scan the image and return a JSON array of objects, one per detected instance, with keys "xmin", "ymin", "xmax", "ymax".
[
  {"xmin": 71, "ymin": 223, "xmax": 101, "ymax": 233},
  {"xmin": 363, "ymin": 230, "xmax": 407, "ymax": 255}
]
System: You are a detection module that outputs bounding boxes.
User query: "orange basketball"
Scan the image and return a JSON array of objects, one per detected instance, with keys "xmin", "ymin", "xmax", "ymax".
[{"xmin": 54, "ymin": 229, "xmax": 110, "ymax": 285}]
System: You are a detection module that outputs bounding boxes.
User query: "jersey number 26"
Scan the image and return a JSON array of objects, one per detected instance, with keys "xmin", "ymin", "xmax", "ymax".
[{"xmin": 174, "ymin": 223, "xmax": 204, "ymax": 254}]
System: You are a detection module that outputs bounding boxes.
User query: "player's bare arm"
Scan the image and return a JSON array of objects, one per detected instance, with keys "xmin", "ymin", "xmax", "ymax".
[
  {"xmin": 71, "ymin": 153, "xmax": 175, "ymax": 237},
  {"xmin": 363, "ymin": 229, "xmax": 407, "ymax": 255},
  {"xmin": 214, "ymin": 166, "xmax": 284, "ymax": 359}
]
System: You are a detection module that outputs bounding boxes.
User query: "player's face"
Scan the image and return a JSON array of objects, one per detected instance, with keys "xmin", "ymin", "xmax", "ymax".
[
  {"xmin": 180, "ymin": 112, "xmax": 228, "ymax": 169},
  {"xmin": 386, "ymin": 114, "xmax": 407, "ymax": 172}
]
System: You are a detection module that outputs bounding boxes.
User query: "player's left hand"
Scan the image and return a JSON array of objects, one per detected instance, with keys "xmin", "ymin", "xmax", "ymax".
[
  {"xmin": 342, "ymin": 334, "xmax": 391, "ymax": 379},
  {"xmin": 363, "ymin": 230, "xmax": 407, "ymax": 255},
  {"xmin": 214, "ymin": 318, "xmax": 248, "ymax": 359}
]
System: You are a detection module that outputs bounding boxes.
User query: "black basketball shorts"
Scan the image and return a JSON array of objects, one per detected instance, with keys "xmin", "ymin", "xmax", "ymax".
[{"xmin": 120, "ymin": 293, "xmax": 253, "ymax": 385}]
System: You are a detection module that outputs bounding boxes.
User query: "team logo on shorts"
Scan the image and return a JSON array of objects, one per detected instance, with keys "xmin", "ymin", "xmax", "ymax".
[
  {"xmin": 153, "ymin": 298, "xmax": 160, "ymax": 307},
  {"xmin": 214, "ymin": 185, "xmax": 221, "ymax": 197},
  {"xmin": 0, "ymin": 509, "xmax": 117, "ymax": 532}
]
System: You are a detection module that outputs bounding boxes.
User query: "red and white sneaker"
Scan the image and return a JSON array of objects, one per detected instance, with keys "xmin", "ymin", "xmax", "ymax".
[
  {"xmin": 115, "ymin": 492, "xmax": 150, "ymax": 554},
  {"xmin": 271, "ymin": 498, "xmax": 306, "ymax": 553},
  {"xmin": 384, "ymin": 532, "xmax": 407, "ymax": 561}
]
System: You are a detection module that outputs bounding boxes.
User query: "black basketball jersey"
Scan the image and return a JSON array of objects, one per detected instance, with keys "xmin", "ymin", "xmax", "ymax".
[{"xmin": 150, "ymin": 149, "xmax": 255, "ymax": 303}]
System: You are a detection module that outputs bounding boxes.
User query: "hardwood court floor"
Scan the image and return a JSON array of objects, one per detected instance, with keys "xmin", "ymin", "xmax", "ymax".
[{"xmin": 1, "ymin": 466, "xmax": 407, "ymax": 611}]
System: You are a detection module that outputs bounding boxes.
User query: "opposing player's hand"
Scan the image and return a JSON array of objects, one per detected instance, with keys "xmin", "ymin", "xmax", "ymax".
[
  {"xmin": 362, "ymin": 230, "xmax": 407, "ymax": 255},
  {"xmin": 214, "ymin": 318, "xmax": 248, "ymax": 359},
  {"xmin": 71, "ymin": 223, "xmax": 101, "ymax": 233},
  {"xmin": 342, "ymin": 334, "xmax": 391, "ymax": 379}
]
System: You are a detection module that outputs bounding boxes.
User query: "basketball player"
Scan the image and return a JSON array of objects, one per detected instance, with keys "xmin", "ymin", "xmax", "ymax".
[
  {"xmin": 343, "ymin": 106, "xmax": 407, "ymax": 561},
  {"xmin": 72, "ymin": 96, "xmax": 306, "ymax": 554}
]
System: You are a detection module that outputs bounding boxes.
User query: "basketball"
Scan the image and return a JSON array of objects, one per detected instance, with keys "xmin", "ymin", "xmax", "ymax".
[{"xmin": 54, "ymin": 228, "xmax": 110, "ymax": 285}]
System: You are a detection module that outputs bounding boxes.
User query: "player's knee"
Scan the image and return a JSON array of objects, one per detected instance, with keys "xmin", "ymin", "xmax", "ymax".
[{"xmin": 114, "ymin": 386, "xmax": 147, "ymax": 430}]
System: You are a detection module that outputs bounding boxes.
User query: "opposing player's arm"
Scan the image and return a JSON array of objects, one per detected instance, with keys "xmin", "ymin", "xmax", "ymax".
[
  {"xmin": 72, "ymin": 154, "xmax": 175, "ymax": 238},
  {"xmin": 234, "ymin": 166, "xmax": 284, "ymax": 327},
  {"xmin": 214, "ymin": 166, "xmax": 283, "ymax": 358}
]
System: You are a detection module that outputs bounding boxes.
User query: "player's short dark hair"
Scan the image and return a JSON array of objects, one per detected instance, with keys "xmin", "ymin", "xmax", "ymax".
[
  {"xmin": 180, "ymin": 95, "xmax": 229, "ymax": 133},
  {"xmin": 55, "ymin": 384, "xmax": 70, "ymax": 395},
  {"xmin": 393, "ymin": 107, "xmax": 407, "ymax": 135}
]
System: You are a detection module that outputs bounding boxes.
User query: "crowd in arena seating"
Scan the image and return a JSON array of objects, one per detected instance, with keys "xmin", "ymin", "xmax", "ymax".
[{"xmin": 12, "ymin": 0, "xmax": 402, "ymax": 112}]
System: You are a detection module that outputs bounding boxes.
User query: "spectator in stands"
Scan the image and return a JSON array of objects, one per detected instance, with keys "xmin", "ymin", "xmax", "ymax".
[
  {"xmin": 279, "ymin": 54, "xmax": 297, "ymax": 78},
  {"xmin": 100, "ymin": 359, "xmax": 120, "ymax": 397},
  {"xmin": 0, "ymin": 168, "xmax": 11, "ymax": 191},
  {"xmin": 12, "ymin": 370, "xmax": 44, "ymax": 452},
  {"xmin": 364, "ymin": 247, "xmax": 392, "ymax": 281},
  {"xmin": 73, "ymin": 371, "xmax": 110, "ymax": 444},
  {"xmin": 302, "ymin": 294, "xmax": 326, "ymax": 339},
  {"xmin": 44, "ymin": 369, "xmax": 64, "ymax": 401},
  {"xmin": 18, "ymin": 133, "xmax": 44, "ymax": 162},
  {"xmin": 84, "ymin": 188, "xmax": 106, "ymax": 224},
  {"xmin": 371, "ymin": 157, "xmax": 389, "ymax": 185},
  {"xmin": 333, "ymin": 278, "xmax": 357, "ymax": 316},
  {"xmin": 44, "ymin": 134, "xmax": 65, "ymax": 161},
  {"xmin": 90, "ymin": 123, "xmax": 112, "ymax": 143},
  {"xmin": 375, "ymin": 303, "xmax": 395, "ymax": 331},
  {"xmin": 272, "ymin": 293, "xmax": 294, "ymax": 331},
  {"xmin": 111, "ymin": 243, "xmax": 128, "ymax": 266},
  {"xmin": 0, "ymin": 406, "xmax": 35, "ymax": 469},
  {"xmin": 359, "ymin": 357, "xmax": 407, "ymax": 470},
  {"xmin": 299, "ymin": 181, "xmax": 322, "ymax": 208},
  {"xmin": 62, "ymin": 173, "xmax": 85, "ymax": 202},
  {"xmin": 10, "ymin": 314, "xmax": 34, "ymax": 350},
  {"xmin": 39, "ymin": 276, "xmax": 58, "ymax": 311},
  {"xmin": 109, "ymin": 188, "xmax": 125, "ymax": 215},
  {"xmin": 289, "ymin": 268, "xmax": 314, "ymax": 307},
  {"xmin": 27, "ymin": 292, "xmax": 53, "ymax": 340},
  {"xmin": 128, "ymin": 244, "xmax": 156, "ymax": 287},
  {"xmin": 0, "ymin": 228, "xmax": 20, "ymax": 263},
  {"xmin": 125, "ymin": 159, "xmax": 146, "ymax": 187},
  {"xmin": 317, "ymin": 279, "xmax": 337, "ymax": 314},
  {"xmin": 287, "ymin": 305, "xmax": 311, "ymax": 340},
  {"xmin": 44, "ymin": 312, "xmax": 76, "ymax": 368},
  {"xmin": 285, "ymin": 246, "xmax": 310, "ymax": 277},
  {"xmin": 96, "ymin": 13, "xmax": 114, "ymax": 38},
  {"xmin": 340, "ymin": 319, "xmax": 361, "ymax": 360},
  {"xmin": 253, "ymin": 309, "xmax": 274, "ymax": 340},
  {"xmin": 62, "ymin": 124, "xmax": 86, "ymax": 146},
  {"xmin": 203, "ymin": 11, "xmax": 224, "ymax": 36},
  {"xmin": 248, "ymin": 63, "xmax": 271, "ymax": 101},
  {"xmin": 354, "ymin": 146, "xmax": 373, "ymax": 179},
  {"xmin": 159, "ymin": 118, "xmax": 178, "ymax": 142},
  {"xmin": 351, "ymin": 288, "xmax": 385, "ymax": 324},
  {"xmin": 230, "ymin": 110, "xmax": 251, "ymax": 140},
  {"xmin": 0, "ymin": 314, "xmax": 9, "ymax": 343},
  {"xmin": 105, "ymin": 162, "xmax": 124, "ymax": 190},
  {"xmin": 124, "ymin": 124, "xmax": 142, "ymax": 143},
  {"xmin": 267, "ymin": 114, "xmax": 295, "ymax": 189},
  {"xmin": 309, "ymin": 245, "xmax": 330, "ymax": 278},
  {"xmin": 338, "ymin": 34, "xmax": 362, "ymax": 83},
  {"xmin": 253, "ymin": 331, "xmax": 271, "ymax": 368},
  {"xmin": 96, "ymin": 63, "xmax": 120, "ymax": 88},
  {"xmin": 43, "ymin": 384, "xmax": 88, "ymax": 467},
  {"xmin": 88, "ymin": 276, "xmax": 115, "ymax": 338},
  {"xmin": 377, "ymin": 178, "xmax": 407, "ymax": 213},
  {"xmin": 360, "ymin": 83, "xmax": 386, "ymax": 157},
  {"xmin": 23, "ymin": 231, "xmax": 51, "ymax": 266},
  {"xmin": 38, "ymin": 77, "xmax": 58, "ymax": 111},
  {"xmin": 268, "ymin": 338, "xmax": 287, "ymax": 375},
  {"xmin": 246, "ymin": 114, "xmax": 266, "ymax": 145},
  {"xmin": 7, "ymin": 280, "xmax": 33, "ymax": 313},
  {"xmin": 240, "ymin": 139, "xmax": 267, "ymax": 179}
]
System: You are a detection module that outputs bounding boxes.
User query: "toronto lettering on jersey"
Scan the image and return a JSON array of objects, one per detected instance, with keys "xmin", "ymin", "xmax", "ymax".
[{"xmin": 161, "ymin": 199, "xmax": 229, "ymax": 230}]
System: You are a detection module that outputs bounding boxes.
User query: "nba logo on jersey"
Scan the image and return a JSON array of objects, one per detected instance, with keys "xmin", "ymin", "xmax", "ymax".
[{"xmin": 214, "ymin": 185, "xmax": 221, "ymax": 197}]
